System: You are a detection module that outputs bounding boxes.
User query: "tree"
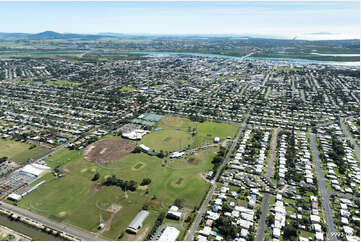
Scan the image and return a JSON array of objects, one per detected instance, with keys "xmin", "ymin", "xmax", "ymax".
[
  {"xmin": 91, "ymin": 172, "xmax": 100, "ymax": 181},
  {"xmin": 283, "ymin": 222, "xmax": 298, "ymax": 240},
  {"xmin": 174, "ymin": 198, "xmax": 185, "ymax": 208},
  {"xmin": 266, "ymin": 215, "xmax": 274, "ymax": 226},
  {"xmin": 214, "ymin": 216, "xmax": 239, "ymax": 239},
  {"xmin": 222, "ymin": 203, "xmax": 232, "ymax": 213},
  {"xmin": 132, "ymin": 146, "xmax": 142, "ymax": 153},
  {"xmin": 157, "ymin": 150, "xmax": 165, "ymax": 158},
  {"xmin": 0, "ymin": 157, "xmax": 8, "ymax": 164},
  {"xmin": 212, "ymin": 156, "xmax": 223, "ymax": 164},
  {"xmin": 140, "ymin": 178, "xmax": 152, "ymax": 186},
  {"xmin": 128, "ymin": 180, "xmax": 137, "ymax": 191}
]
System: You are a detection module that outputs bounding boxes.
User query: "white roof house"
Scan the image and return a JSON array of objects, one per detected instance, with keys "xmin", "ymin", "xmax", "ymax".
[
  {"xmin": 167, "ymin": 205, "xmax": 182, "ymax": 219},
  {"xmin": 273, "ymin": 228, "xmax": 281, "ymax": 238},
  {"xmin": 170, "ymin": 152, "xmax": 184, "ymax": 159},
  {"xmin": 158, "ymin": 226, "xmax": 180, "ymax": 241},
  {"xmin": 310, "ymin": 215, "xmax": 321, "ymax": 224},
  {"xmin": 343, "ymin": 226, "xmax": 353, "ymax": 235},
  {"xmin": 313, "ymin": 223, "xmax": 322, "ymax": 232},
  {"xmin": 315, "ymin": 232, "xmax": 324, "ymax": 241},
  {"xmin": 199, "ymin": 226, "xmax": 212, "ymax": 236},
  {"xmin": 341, "ymin": 217, "xmax": 349, "ymax": 225}
]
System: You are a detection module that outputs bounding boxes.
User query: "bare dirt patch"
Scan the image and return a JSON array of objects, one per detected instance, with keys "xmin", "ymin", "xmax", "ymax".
[
  {"xmin": 81, "ymin": 168, "xmax": 88, "ymax": 173},
  {"xmin": 92, "ymin": 183, "xmax": 101, "ymax": 193},
  {"xmin": 83, "ymin": 138, "xmax": 135, "ymax": 164},
  {"xmin": 200, "ymin": 173, "xmax": 210, "ymax": 183},
  {"xmin": 102, "ymin": 204, "xmax": 122, "ymax": 232},
  {"xmin": 62, "ymin": 168, "xmax": 71, "ymax": 174},
  {"xmin": 138, "ymin": 185, "xmax": 148, "ymax": 190},
  {"xmin": 58, "ymin": 211, "xmax": 67, "ymax": 217},
  {"xmin": 106, "ymin": 203, "xmax": 122, "ymax": 213}
]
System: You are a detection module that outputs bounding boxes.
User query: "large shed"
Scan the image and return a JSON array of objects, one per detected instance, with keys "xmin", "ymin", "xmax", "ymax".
[
  {"xmin": 126, "ymin": 210, "xmax": 149, "ymax": 234},
  {"xmin": 158, "ymin": 226, "xmax": 180, "ymax": 241}
]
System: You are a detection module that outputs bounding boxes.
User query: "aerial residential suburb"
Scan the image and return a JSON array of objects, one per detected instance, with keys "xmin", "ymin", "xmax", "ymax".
[{"xmin": 0, "ymin": 1, "xmax": 359, "ymax": 241}]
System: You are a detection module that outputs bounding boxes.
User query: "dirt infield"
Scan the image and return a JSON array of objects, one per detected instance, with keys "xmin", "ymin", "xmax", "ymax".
[{"xmin": 83, "ymin": 138, "xmax": 135, "ymax": 163}]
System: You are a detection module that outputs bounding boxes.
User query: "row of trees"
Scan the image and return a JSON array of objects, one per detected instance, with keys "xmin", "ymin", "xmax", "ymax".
[{"xmin": 102, "ymin": 175, "xmax": 137, "ymax": 191}]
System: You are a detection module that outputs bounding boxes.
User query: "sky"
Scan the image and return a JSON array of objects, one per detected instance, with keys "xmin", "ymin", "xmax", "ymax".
[{"xmin": 0, "ymin": 1, "xmax": 359, "ymax": 40}]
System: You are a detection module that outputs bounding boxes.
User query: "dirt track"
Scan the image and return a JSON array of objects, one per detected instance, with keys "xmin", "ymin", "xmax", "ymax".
[{"xmin": 83, "ymin": 138, "xmax": 135, "ymax": 163}]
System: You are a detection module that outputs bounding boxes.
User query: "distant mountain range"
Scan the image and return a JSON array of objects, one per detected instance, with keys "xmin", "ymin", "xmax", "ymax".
[
  {"xmin": 0, "ymin": 31, "xmax": 359, "ymax": 41},
  {"xmin": 0, "ymin": 31, "xmax": 110, "ymax": 40}
]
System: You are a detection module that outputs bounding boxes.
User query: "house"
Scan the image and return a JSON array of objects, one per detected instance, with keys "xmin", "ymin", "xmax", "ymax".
[
  {"xmin": 315, "ymin": 232, "xmax": 324, "ymax": 241},
  {"xmin": 240, "ymin": 229, "xmax": 248, "ymax": 238},
  {"xmin": 341, "ymin": 217, "xmax": 349, "ymax": 225},
  {"xmin": 197, "ymin": 235, "xmax": 207, "ymax": 241},
  {"xmin": 167, "ymin": 206, "xmax": 182, "ymax": 220},
  {"xmin": 207, "ymin": 171, "xmax": 214, "ymax": 179},
  {"xmin": 273, "ymin": 227, "xmax": 281, "ymax": 238},
  {"xmin": 126, "ymin": 210, "xmax": 149, "ymax": 234},
  {"xmin": 199, "ymin": 226, "xmax": 212, "ymax": 236},
  {"xmin": 310, "ymin": 215, "xmax": 320, "ymax": 224},
  {"xmin": 170, "ymin": 151, "xmax": 184, "ymax": 159},
  {"xmin": 214, "ymin": 137, "xmax": 220, "ymax": 143},
  {"xmin": 312, "ymin": 223, "xmax": 322, "ymax": 232}
]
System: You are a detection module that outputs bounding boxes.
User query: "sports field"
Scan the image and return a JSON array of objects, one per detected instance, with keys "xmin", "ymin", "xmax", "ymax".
[
  {"xmin": 47, "ymin": 80, "xmax": 81, "ymax": 86},
  {"xmin": 16, "ymin": 115, "xmax": 238, "ymax": 240},
  {"xmin": 142, "ymin": 129, "xmax": 192, "ymax": 151},
  {"xmin": 0, "ymin": 139, "xmax": 50, "ymax": 164}
]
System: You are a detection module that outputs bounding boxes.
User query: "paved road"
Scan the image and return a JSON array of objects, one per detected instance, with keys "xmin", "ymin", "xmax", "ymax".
[
  {"xmin": 255, "ymin": 128, "xmax": 279, "ymax": 241},
  {"xmin": 0, "ymin": 202, "xmax": 102, "ymax": 241},
  {"xmin": 309, "ymin": 133, "xmax": 338, "ymax": 241},
  {"xmin": 340, "ymin": 117, "xmax": 360, "ymax": 160},
  {"xmin": 184, "ymin": 115, "xmax": 249, "ymax": 241}
]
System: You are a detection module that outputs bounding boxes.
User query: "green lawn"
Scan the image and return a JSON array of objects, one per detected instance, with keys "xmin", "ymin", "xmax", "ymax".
[
  {"xmin": 119, "ymin": 86, "xmax": 136, "ymax": 92},
  {"xmin": 0, "ymin": 139, "xmax": 50, "ymax": 164},
  {"xmin": 15, "ymin": 116, "xmax": 238, "ymax": 240},
  {"xmin": 47, "ymin": 80, "xmax": 81, "ymax": 86},
  {"xmin": 17, "ymin": 147, "xmax": 211, "ymax": 239},
  {"xmin": 159, "ymin": 115, "xmax": 239, "ymax": 140},
  {"xmin": 142, "ymin": 129, "xmax": 192, "ymax": 152}
]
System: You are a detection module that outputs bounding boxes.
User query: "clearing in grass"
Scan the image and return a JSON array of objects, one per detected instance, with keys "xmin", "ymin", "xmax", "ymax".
[{"xmin": 0, "ymin": 139, "xmax": 50, "ymax": 164}]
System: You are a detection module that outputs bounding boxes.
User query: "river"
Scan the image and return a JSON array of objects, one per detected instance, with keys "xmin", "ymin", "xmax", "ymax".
[{"xmin": 0, "ymin": 49, "xmax": 359, "ymax": 67}]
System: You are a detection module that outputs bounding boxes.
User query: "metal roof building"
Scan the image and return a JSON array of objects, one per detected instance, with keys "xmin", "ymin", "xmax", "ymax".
[
  {"xmin": 127, "ymin": 210, "xmax": 149, "ymax": 234},
  {"xmin": 158, "ymin": 226, "xmax": 180, "ymax": 241}
]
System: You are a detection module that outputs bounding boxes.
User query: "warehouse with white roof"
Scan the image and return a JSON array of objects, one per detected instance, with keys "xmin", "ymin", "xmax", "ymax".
[{"xmin": 158, "ymin": 226, "xmax": 180, "ymax": 241}]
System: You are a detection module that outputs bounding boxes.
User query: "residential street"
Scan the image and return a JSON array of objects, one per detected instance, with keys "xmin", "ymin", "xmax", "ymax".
[
  {"xmin": 340, "ymin": 117, "xmax": 360, "ymax": 160},
  {"xmin": 184, "ymin": 115, "xmax": 249, "ymax": 241},
  {"xmin": 255, "ymin": 128, "xmax": 279, "ymax": 241},
  {"xmin": 309, "ymin": 133, "xmax": 338, "ymax": 241}
]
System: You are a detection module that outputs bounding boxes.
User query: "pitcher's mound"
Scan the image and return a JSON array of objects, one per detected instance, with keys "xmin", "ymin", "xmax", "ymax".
[{"xmin": 83, "ymin": 138, "xmax": 135, "ymax": 163}]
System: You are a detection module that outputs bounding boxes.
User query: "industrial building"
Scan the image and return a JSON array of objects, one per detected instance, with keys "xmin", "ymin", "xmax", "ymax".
[
  {"xmin": 126, "ymin": 210, "xmax": 149, "ymax": 234},
  {"xmin": 158, "ymin": 226, "xmax": 180, "ymax": 241}
]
